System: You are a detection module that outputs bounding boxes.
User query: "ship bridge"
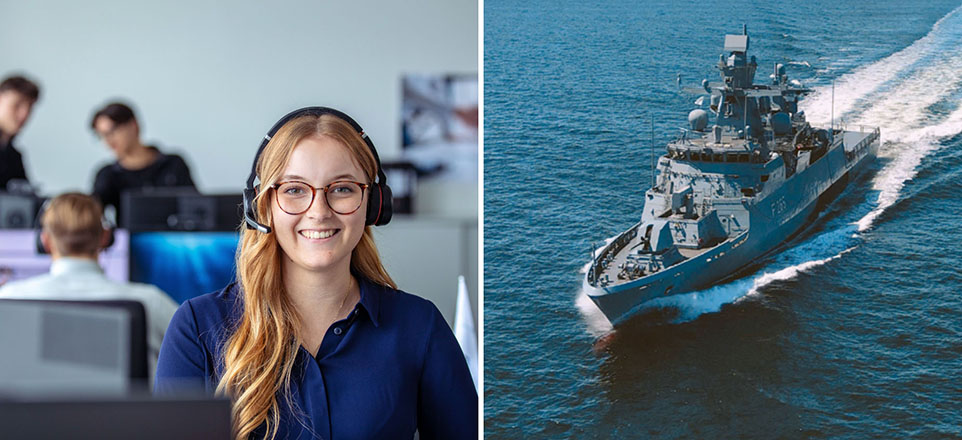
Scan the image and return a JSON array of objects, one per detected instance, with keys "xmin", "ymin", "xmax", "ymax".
[{"xmin": 666, "ymin": 136, "xmax": 764, "ymax": 165}]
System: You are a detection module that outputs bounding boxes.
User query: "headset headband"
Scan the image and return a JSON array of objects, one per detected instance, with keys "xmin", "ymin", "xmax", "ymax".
[{"xmin": 245, "ymin": 107, "xmax": 387, "ymax": 192}]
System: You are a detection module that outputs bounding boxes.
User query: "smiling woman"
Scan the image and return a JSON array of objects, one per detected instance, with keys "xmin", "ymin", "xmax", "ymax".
[{"xmin": 154, "ymin": 107, "xmax": 477, "ymax": 440}]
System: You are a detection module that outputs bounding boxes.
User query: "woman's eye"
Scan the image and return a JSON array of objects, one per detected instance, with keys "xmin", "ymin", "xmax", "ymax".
[
  {"xmin": 284, "ymin": 186, "xmax": 306, "ymax": 195},
  {"xmin": 331, "ymin": 184, "xmax": 355, "ymax": 194}
]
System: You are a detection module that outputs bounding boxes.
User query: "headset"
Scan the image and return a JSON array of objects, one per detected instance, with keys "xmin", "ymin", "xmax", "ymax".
[{"xmin": 243, "ymin": 106, "xmax": 393, "ymax": 233}]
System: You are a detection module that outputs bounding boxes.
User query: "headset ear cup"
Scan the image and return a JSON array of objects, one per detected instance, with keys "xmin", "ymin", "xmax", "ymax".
[
  {"xmin": 243, "ymin": 186, "xmax": 271, "ymax": 233},
  {"xmin": 250, "ymin": 187, "xmax": 258, "ymax": 214},
  {"xmin": 366, "ymin": 183, "xmax": 393, "ymax": 226},
  {"xmin": 377, "ymin": 184, "xmax": 392, "ymax": 226},
  {"xmin": 365, "ymin": 184, "xmax": 381, "ymax": 225}
]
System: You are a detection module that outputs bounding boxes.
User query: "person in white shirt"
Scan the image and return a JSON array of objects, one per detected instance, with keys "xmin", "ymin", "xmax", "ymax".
[{"xmin": 0, "ymin": 192, "xmax": 178, "ymax": 378}]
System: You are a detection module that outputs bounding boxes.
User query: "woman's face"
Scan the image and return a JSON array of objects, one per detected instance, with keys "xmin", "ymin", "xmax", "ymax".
[{"xmin": 270, "ymin": 134, "xmax": 368, "ymax": 277}]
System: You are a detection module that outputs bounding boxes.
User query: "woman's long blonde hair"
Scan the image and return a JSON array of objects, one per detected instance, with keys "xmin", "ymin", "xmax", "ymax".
[{"xmin": 217, "ymin": 114, "xmax": 396, "ymax": 440}]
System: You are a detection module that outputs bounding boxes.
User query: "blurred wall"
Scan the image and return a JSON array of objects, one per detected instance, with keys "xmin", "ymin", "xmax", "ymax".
[{"xmin": 0, "ymin": 0, "xmax": 477, "ymax": 218}]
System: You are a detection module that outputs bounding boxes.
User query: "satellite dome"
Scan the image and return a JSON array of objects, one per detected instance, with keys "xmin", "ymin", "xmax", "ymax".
[{"xmin": 688, "ymin": 109, "xmax": 709, "ymax": 131}]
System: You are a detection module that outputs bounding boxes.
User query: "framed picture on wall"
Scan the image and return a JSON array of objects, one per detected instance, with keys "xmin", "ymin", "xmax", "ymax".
[{"xmin": 400, "ymin": 73, "xmax": 478, "ymax": 182}]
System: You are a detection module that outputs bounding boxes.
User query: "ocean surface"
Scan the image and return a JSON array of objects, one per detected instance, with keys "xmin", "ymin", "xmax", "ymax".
[{"xmin": 483, "ymin": 0, "xmax": 962, "ymax": 437}]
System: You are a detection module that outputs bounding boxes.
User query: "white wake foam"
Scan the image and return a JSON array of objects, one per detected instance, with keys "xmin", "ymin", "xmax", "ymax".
[
  {"xmin": 802, "ymin": 3, "xmax": 962, "ymax": 126},
  {"xmin": 576, "ymin": 292, "xmax": 613, "ymax": 337}
]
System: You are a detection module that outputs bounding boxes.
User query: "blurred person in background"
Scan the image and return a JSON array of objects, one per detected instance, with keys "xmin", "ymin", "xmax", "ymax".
[
  {"xmin": 0, "ymin": 192, "xmax": 178, "ymax": 377},
  {"xmin": 89, "ymin": 101, "xmax": 195, "ymax": 224},
  {"xmin": 0, "ymin": 75, "xmax": 40, "ymax": 190}
]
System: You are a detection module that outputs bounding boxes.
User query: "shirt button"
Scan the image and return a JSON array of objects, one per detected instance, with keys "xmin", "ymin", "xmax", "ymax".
[{"xmin": 333, "ymin": 327, "xmax": 343, "ymax": 335}]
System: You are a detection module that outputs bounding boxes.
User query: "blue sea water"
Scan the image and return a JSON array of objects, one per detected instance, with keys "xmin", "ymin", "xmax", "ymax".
[{"xmin": 484, "ymin": 0, "xmax": 962, "ymax": 438}]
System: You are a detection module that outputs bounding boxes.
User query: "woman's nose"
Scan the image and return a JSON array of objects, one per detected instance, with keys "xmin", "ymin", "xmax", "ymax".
[{"xmin": 305, "ymin": 189, "xmax": 334, "ymax": 219}]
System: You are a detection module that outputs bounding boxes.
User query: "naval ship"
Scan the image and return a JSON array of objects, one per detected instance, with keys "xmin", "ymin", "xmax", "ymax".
[{"xmin": 584, "ymin": 29, "xmax": 880, "ymax": 325}]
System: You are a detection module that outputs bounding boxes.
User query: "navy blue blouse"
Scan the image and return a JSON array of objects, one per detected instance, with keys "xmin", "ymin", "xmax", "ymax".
[{"xmin": 154, "ymin": 278, "xmax": 477, "ymax": 439}]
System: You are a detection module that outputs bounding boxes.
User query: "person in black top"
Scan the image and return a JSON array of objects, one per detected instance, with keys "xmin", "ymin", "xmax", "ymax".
[
  {"xmin": 89, "ymin": 102, "xmax": 195, "ymax": 225},
  {"xmin": 0, "ymin": 75, "xmax": 40, "ymax": 191}
]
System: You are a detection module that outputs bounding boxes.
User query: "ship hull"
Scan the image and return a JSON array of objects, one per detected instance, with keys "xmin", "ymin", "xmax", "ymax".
[{"xmin": 586, "ymin": 130, "xmax": 879, "ymax": 325}]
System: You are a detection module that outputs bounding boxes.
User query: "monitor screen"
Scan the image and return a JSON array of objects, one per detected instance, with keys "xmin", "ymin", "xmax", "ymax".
[
  {"xmin": 129, "ymin": 232, "xmax": 238, "ymax": 304},
  {"xmin": 0, "ymin": 300, "xmax": 131, "ymax": 396},
  {"xmin": 0, "ymin": 229, "xmax": 128, "ymax": 286}
]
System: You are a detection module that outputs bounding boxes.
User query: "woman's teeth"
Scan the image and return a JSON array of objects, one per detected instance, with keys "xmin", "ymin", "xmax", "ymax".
[{"xmin": 300, "ymin": 230, "xmax": 336, "ymax": 239}]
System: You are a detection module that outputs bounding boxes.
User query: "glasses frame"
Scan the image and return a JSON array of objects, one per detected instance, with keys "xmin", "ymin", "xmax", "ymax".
[{"xmin": 271, "ymin": 180, "xmax": 370, "ymax": 216}]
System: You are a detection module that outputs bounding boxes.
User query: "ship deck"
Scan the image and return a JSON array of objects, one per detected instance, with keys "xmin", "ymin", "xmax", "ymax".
[
  {"xmin": 841, "ymin": 126, "xmax": 878, "ymax": 149},
  {"xmin": 603, "ymin": 230, "xmax": 711, "ymax": 286}
]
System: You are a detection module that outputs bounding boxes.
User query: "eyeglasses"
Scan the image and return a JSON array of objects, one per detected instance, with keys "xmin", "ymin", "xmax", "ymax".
[{"xmin": 271, "ymin": 180, "xmax": 369, "ymax": 215}]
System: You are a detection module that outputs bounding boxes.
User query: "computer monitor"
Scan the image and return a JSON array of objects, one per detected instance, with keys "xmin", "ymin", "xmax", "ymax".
[
  {"xmin": 0, "ymin": 396, "xmax": 231, "ymax": 439},
  {"xmin": 0, "ymin": 299, "xmax": 146, "ymax": 396},
  {"xmin": 129, "ymin": 231, "xmax": 239, "ymax": 304},
  {"xmin": 0, "ymin": 192, "xmax": 38, "ymax": 229},
  {"xmin": 121, "ymin": 190, "xmax": 243, "ymax": 232},
  {"xmin": 122, "ymin": 191, "xmax": 242, "ymax": 303},
  {"xmin": 0, "ymin": 229, "xmax": 129, "ymax": 285}
]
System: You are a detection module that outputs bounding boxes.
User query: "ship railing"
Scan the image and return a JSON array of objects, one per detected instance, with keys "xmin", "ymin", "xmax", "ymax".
[
  {"xmin": 844, "ymin": 127, "xmax": 880, "ymax": 162},
  {"xmin": 677, "ymin": 128, "xmax": 708, "ymax": 145},
  {"xmin": 587, "ymin": 227, "xmax": 638, "ymax": 285}
]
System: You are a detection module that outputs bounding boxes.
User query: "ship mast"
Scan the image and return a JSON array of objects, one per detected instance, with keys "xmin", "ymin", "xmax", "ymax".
[{"xmin": 650, "ymin": 115, "xmax": 655, "ymax": 189}]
